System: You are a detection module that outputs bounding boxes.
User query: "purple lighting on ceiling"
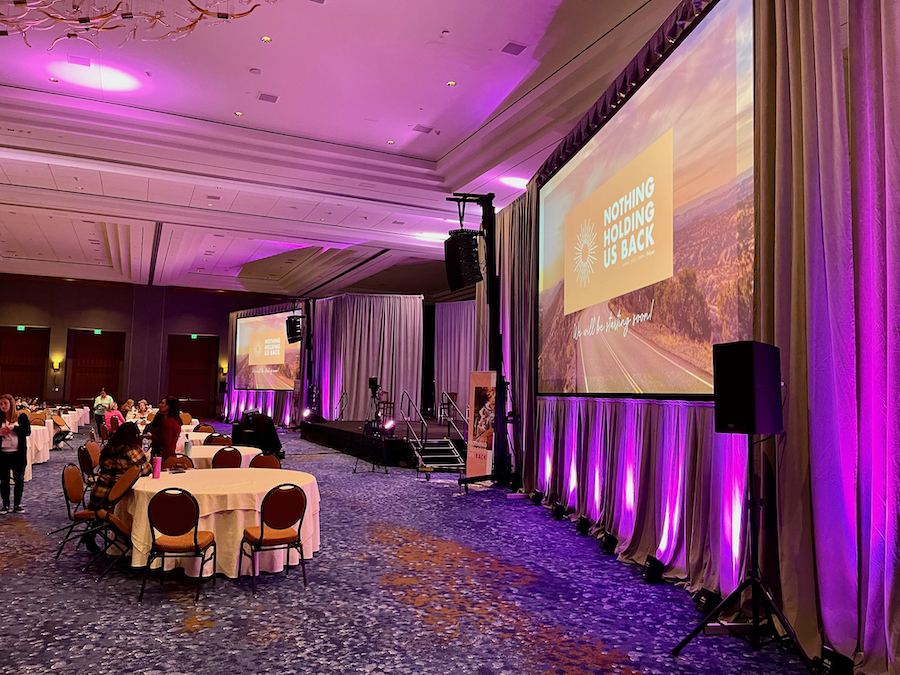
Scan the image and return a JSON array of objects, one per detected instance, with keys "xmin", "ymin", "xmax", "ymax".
[
  {"xmin": 499, "ymin": 176, "xmax": 529, "ymax": 190},
  {"xmin": 47, "ymin": 61, "xmax": 142, "ymax": 92}
]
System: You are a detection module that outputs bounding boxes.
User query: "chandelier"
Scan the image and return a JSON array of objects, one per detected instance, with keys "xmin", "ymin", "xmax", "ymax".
[{"xmin": 0, "ymin": 0, "xmax": 264, "ymax": 50}]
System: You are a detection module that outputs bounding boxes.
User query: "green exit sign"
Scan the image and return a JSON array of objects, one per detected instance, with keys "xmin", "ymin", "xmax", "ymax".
[
  {"xmin": 191, "ymin": 334, "xmax": 198, "ymax": 340},
  {"xmin": 17, "ymin": 325, "xmax": 24, "ymax": 331},
  {"xmin": 94, "ymin": 329, "xmax": 102, "ymax": 335}
]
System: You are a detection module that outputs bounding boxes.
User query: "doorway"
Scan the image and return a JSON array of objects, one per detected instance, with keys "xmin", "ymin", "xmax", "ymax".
[
  {"xmin": 167, "ymin": 334, "xmax": 218, "ymax": 420},
  {"xmin": 66, "ymin": 330, "xmax": 126, "ymax": 406}
]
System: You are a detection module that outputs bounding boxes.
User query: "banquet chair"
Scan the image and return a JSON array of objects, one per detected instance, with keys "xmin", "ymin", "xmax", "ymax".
[
  {"xmin": 110, "ymin": 416, "xmax": 120, "ymax": 432},
  {"xmin": 147, "ymin": 412, "xmax": 155, "ymax": 422},
  {"xmin": 30, "ymin": 415, "xmax": 45, "ymax": 426},
  {"xmin": 239, "ymin": 483, "xmax": 308, "ymax": 594},
  {"xmin": 438, "ymin": 392, "xmax": 459, "ymax": 422},
  {"xmin": 81, "ymin": 465, "xmax": 143, "ymax": 581},
  {"xmin": 140, "ymin": 488, "xmax": 216, "ymax": 603},
  {"xmin": 212, "ymin": 447, "xmax": 241, "ymax": 468},
  {"xmin": 51, "ymin": 414, "xmax": 75, "ymax": 449},
  {"xmin": 203, "ymin": 434, "xmax": 233, "ymax": 446},
  {"xmin": 77, "ymin": 445, "xmax": 98, "ymax": 486},
  {"xmin": 48, "ymin": 464, "xmax": 93, "ymax": 559},
  {"xmin": 249, "ymin": 454, "xmax": 281, "ymax": 469},
  {"xmin": 86, "ymin": 441, "xmax": 101, "ymax": 468},
  {"xmin": 98, "ymin": 423, "xmax": 109, "ymax": 443},
  {"xmin": 377, "ymin": 391, "xmax": 395, "ymax": 422},
  {"xmin": 194, "ymin": 424, "xmax": 215, "ymax": 434},
  {"xmin": 179, "ymin": 412, "xmax": 193, "ymax": 426},
  {"xmin": 162, "ymin": 454, "xmax": 194, "ymax": 470}
]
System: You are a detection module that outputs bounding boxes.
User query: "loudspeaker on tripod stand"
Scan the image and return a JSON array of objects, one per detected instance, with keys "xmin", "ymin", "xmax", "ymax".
[{"xmin": 713, "ymin": 341, "xmax": 783, "ymax": 435}]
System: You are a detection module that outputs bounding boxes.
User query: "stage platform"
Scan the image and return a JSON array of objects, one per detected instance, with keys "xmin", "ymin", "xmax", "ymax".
[{"xmin": 298, "ymin": 418, "xmax": 465, "ymax": 467}]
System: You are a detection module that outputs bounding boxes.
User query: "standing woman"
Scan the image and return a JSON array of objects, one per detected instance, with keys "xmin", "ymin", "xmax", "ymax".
[
  {"xmin": 148, "ymin": 397, "xmax": 182, "ymax": 460},
  {"xmin": 93, "ymin": 387, "xmax": 114, "ymax": 433},
  {"xmin": 0, "ymin": 393, "xmax": 30, "ymax": 514}
]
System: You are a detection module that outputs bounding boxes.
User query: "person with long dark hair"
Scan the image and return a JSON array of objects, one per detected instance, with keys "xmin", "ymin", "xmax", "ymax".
[
  {"xmin": 147, "ymin": 397, "xmax": 182, "ymax": 459},
  {"xmin": 0, "ymin": 393, "xmax": 31, "ymax": 514}
]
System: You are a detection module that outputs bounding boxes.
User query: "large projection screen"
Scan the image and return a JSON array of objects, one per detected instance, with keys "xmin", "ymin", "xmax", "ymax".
[
  {"xmin": 538, "ymin": 0, "xmax": 753, "ymax": 396},
  {"xmin": 234, "ymin": 311, "xmax": 302, "ymax": 391}
]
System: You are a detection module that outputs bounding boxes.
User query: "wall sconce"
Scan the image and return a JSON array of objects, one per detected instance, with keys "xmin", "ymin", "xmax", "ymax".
[
  {"xmin": 221, "ymin": 365, "xmax": 228, "ymax": 376},
  {"xmin": 52, "ymin": 361, "xmax": 61, "ymax": 372}
]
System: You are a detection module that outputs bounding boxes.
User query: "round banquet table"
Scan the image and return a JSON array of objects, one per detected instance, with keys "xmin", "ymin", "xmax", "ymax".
[
  {"xmin": 187, "ymin": 445, "xmax": 261, "ymax": 470},
  {"xmin": 118, "ymin": 468, "xmax": 320, "ymax": 579},
  {"xmin": 182, "ymin": 430, "xmax": 217, "ymax": 443}
]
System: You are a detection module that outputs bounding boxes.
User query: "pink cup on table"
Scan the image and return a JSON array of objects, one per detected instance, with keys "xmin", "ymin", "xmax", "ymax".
[{"xmin": 152, "ymin": 456, "xmax": 162, "ymax": 479}]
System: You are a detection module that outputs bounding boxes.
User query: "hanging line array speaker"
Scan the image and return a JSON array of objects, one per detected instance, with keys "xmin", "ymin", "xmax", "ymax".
[
  {"xmin": 285, "ymin": 315, "xmax": 303, "ymax": 344},
  {"xmin": 444, "ymin": 229, "xmax": 482, "ymax": 291}
]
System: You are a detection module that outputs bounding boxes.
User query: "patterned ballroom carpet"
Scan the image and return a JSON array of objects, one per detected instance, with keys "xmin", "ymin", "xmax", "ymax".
[{"xmin": 0, "ymin": 425, "xmax": 810, "ymax": 675}]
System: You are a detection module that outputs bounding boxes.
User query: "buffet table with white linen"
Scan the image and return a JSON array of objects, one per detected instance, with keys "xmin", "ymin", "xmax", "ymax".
[
  {"xmin": 117, "ymin": 468, "xmax": 320, "ymax": 578},
  {"xmin": 187, "ymin": 445, "xmax": 261, "ymax": 470}
]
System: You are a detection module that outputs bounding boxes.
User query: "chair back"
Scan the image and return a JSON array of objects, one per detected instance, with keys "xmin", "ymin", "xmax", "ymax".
[
  {"xmin": 62, "ymin": 464, "xmax": 86, "ymax": 513},
  {"xmin": 51, "ymin": 414, "xmax": 67, "ymax": 429},
  {"xmin": 162, "ymin": 454, "xmax": 194, "ymax": 470},
  {"xmin": 261, "ymin": 483, "xmax": 307, "ymax": 533},
  {"xmin": 204, "ymin": 434, "xmax": 233, "ymax": 446},
  {"xmin": 179, "ymin": 412, "xmax": 193, "ymax": 426},
  {"xmin": 30, "ymin": 415, "xmax": 45, "ymax": 426},
  {"xmin": 106, "ymin": 464, "xmax": 142, "ymax": 507},
  {"xmin": 77, "ymin": 445, "xmax": 96, "ymax": 478},
  {"xmin": 212, "ymin": 447, "xmax": 241, "ymax": 468},
  {"xmin": 147, "ymin": 412, "xmax": 155, "ymax": 421},
  {"xmin": 249, "ymin": 454, "xmax": 281, "ymax": 469},
  {"xmin": 86, "ymin": 441, "xmax": 101, "ymax": 467},
  {"xmin": 99, "ymin": 423, "xmax": 109, "ymax": 442},
  {"xmin": 148, "ymin": 488, "xmax": 201, "ymax": 545},
  {"xmin": 110, "ymin": 416, "xmax": 120, "ymax": 432},
  {"xmin": 194, "ymin": 424, "xmax": 215, "ymax": 433}
]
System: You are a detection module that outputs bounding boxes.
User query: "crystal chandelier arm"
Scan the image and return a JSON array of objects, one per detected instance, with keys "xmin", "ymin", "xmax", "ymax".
[{"xmin": 186, "ymin": 0, "xmax": 259, "ymax": 20}]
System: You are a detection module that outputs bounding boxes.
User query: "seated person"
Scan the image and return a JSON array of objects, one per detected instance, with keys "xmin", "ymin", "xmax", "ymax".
[
  {"xmin": 133, "ymin": 399, "xmax": 151, "ymax": 420},
  {"xmin": 104, "ymin": 401, "xmax": 127, "ymax": 433},
  {"xmin": 146, "ymin": 397, "xmax": 182, "ymax": 459},
  {"xmin": 88, "ymin": 422, "xmax": 150, "ymax": 511},
  {"xmin": 83, "ymin": 423, "xmax": 150, "ymax": 553},
  {"xmin": 120, "ymin": 398, "xmax": 134, "ymax": 415}
]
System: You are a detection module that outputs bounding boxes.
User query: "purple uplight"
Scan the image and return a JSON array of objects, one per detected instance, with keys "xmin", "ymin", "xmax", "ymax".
[
  {"xmin": 499, "ymin": 176, "xmax": 529, "ymax": 190},
  {"xmin": 47, "ymin": 61, "xmax": 141, "ymax": 92}
]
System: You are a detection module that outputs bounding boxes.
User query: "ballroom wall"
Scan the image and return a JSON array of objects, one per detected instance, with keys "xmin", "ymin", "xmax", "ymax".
[{"xmin": 0, "ymin": 274, "xmax": 284, "ymax": 405}]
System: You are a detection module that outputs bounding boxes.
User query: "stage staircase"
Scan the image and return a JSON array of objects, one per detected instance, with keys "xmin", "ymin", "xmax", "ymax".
[{"xmin": 401, "ymin": 391, "xmax": 467, "ymax": 479}]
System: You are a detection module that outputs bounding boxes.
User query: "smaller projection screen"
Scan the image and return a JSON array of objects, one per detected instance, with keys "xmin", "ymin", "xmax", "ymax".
[
  {"xmin": 537, "ymin": 0, "xmax": 754, "ymax": 396},
  {"xmin": 234, "ymin": 312, "xmax": 302, "ymax": 391}
]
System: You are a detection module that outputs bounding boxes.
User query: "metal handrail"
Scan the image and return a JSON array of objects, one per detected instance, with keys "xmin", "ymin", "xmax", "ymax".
[
  {"xmin": 440, "ymin": 391, "xmax": 467, "ymax": 441},
  {"xmin": 399, "ymin": 390, "xmax": 427, "ymax": 447}
]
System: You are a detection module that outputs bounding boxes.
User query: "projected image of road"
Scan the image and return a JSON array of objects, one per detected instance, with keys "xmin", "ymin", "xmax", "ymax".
[{"xmin": 538, "ymin": 0, "xmax": 753, "ymax": 396}]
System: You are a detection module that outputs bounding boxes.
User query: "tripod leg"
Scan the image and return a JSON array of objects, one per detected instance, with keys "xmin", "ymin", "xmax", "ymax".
[
  {"xmin": 672, "ymin": 578, "xmax": 752, "ymax": 656},
  {"xmin": 756, "ymin": 581, "xmax": 817, "ymax": 674}
]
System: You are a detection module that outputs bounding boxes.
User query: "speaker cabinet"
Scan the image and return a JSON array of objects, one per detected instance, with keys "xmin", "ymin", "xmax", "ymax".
[
  {"xmin": 713, "ymin": 341, "xmax": 783, "ymax": 435},
  {"xmin": 444, "ymin": 229, "xmax": 482, "ymax": 291},
  {"xmin": 285, "ymin": 315, "xmax": 303, "ymax": 344}
]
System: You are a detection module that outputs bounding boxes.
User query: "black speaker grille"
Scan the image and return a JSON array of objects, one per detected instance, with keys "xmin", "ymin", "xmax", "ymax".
[
  {"xmin": 444, "ymin": 229, "xmax": 482, "ymax": 291},
  {"xmin": 285, "ymin": 315, "xmax": 303, "ymax": 344}
]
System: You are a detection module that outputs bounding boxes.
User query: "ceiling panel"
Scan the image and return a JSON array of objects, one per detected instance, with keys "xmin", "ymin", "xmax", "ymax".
[
  {"xmin": 100, "ymin": 172, "xmax": 150, "ymax": 201},
  {"xmin": 1, "ymin": 161, "xmax": 56, "ymax": 190},
  {"xmin": 229, "ymin": 192, "xmax": 280, "ymax": 216},
  {"xmin": 148, "ymin": 178, "xmax": 196, "ymax": 207},
  {"xmin": 48, "ymin": 165, "xmax": 104, "ymax": 195}
]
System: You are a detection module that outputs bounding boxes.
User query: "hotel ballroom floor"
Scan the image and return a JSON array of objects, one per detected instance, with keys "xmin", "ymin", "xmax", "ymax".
[{"xmin": 0, "ymin": 425, "xmax": 808, "ymax": 675}]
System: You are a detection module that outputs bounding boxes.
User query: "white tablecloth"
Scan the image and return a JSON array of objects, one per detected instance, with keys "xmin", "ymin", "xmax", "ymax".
[
  {"xmin": 29, "ymin": 425, "xmax": 51, "ymax": 464},
  {"xmin": 187, "ymin": 445, "xmax": 261, "ymax": 470},
  {"xmin": 182, "ymin": 431, "xmax": 219, "ymax": 443},
  {"xmin": 118, "ymin": 468, "xmax": 320, "ymax": 578}
]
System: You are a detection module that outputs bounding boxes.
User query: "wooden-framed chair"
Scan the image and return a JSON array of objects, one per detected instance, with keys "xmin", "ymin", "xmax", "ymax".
[
  {"xmin": 212, "ymin": 447, "xmax": 241, "ymax": 468},
  {"xmin": 98, "ymin": 422, "xmax": 109, "ymax": 443},
  {"xmin": 203, "ymin": 434, "xmax": 233, "ymax": 446},
  {"xmin": 239, "ymin": 483, "xmax": 308, "ymax": 593},
  {"xmin": 162, "ymin": 454, "xmax": 194, "ymax": 470},
  {"xmin": 109, "ymin": 416, "xmax": 120, "ymax": 432},
  {"xmin": 179, "ymin": 412, "xmax": 193, "ymax": 426},
  {"xmin": 140, "ymin": 488, "xmax": 216, "ymax": 603},
  {"xmin": 194, "ymin": 424, "xmax": 215, "ymax": 434},
  {"xmin": 86, "ymin": 441, "xmax": 101, "ymax": 468},
  {"xmin": 249, "ymin": 454, "xmax": 281, "ymax": 469},
  {"xmin": 48, "ymin": 464, "xmax": 93, "ymax": 559},
  {"xmin": 377, "ymin": 390, "xmax": 395, "ymax": 421},
  {"xmin": 438, "ymin": 392, "xmax": 459, "ymax": 422}
]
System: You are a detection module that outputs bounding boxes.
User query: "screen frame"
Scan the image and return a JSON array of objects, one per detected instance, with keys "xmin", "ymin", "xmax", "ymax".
[
  {"xmin": 534, "ymin": 0, "xmax": 751, "ymax": 401},
  {"xmin": 233, "ymin": 309, "xmax": 303, "ymax": 392}
]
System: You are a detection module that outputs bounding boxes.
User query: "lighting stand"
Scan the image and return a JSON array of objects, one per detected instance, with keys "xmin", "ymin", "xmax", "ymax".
[
  {"xmin": 672, "ymin": 433, "xmax": 815, "ymax": 674},
  {"xmin": 354, "ymin": 381, "xmax": 387, "ymax": 474}
]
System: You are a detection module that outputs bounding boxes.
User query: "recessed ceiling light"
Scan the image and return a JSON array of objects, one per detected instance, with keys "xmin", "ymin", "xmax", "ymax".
[
  {"xmin": 234, "ymin": 111, "xmax": 244, "ymax": 116},
  {"xmin": 387, "ymin": 140, "xmax": 394, "ymax": 145},
  {"xmin": 77, "ymin": 186, "xmax": 84, "ymax": 190},
  {"xmin": 261, "ymin": 36, "xmax": 272, "ymax": 43},
  {"xmin": 49, "ymin": 77, "xmax": 58, "ymax": 83},
  {"xmin": 207, "ymin": 203, "xmax": 213, "ymax": 207},
  {"xmin": 446, "ymin": 81, "xmax": 457, "ymax": 87},
  {"xmin": 414, "ymin": 232, "xmax": 451, "ymax": 243}
]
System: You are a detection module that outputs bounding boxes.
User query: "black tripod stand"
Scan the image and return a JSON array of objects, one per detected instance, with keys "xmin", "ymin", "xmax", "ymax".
[
  {"xmin": 672, "ymin": 432, "xmax": 815, "ymax": 673},
  {"xmin": 354, "ymin": 377, "xmax": 388, "ymax": 474}
]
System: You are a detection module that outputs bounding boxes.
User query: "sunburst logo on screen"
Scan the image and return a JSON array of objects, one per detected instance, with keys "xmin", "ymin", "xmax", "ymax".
[{"xmin": 573, "ymin": 219, "xmax": 598, "ymax": 287}]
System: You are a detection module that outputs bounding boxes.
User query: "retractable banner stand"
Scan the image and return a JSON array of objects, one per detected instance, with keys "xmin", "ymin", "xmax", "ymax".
[{"xmin": 467, "ymin": 371, "xmax": 497, "ymax": 478}]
